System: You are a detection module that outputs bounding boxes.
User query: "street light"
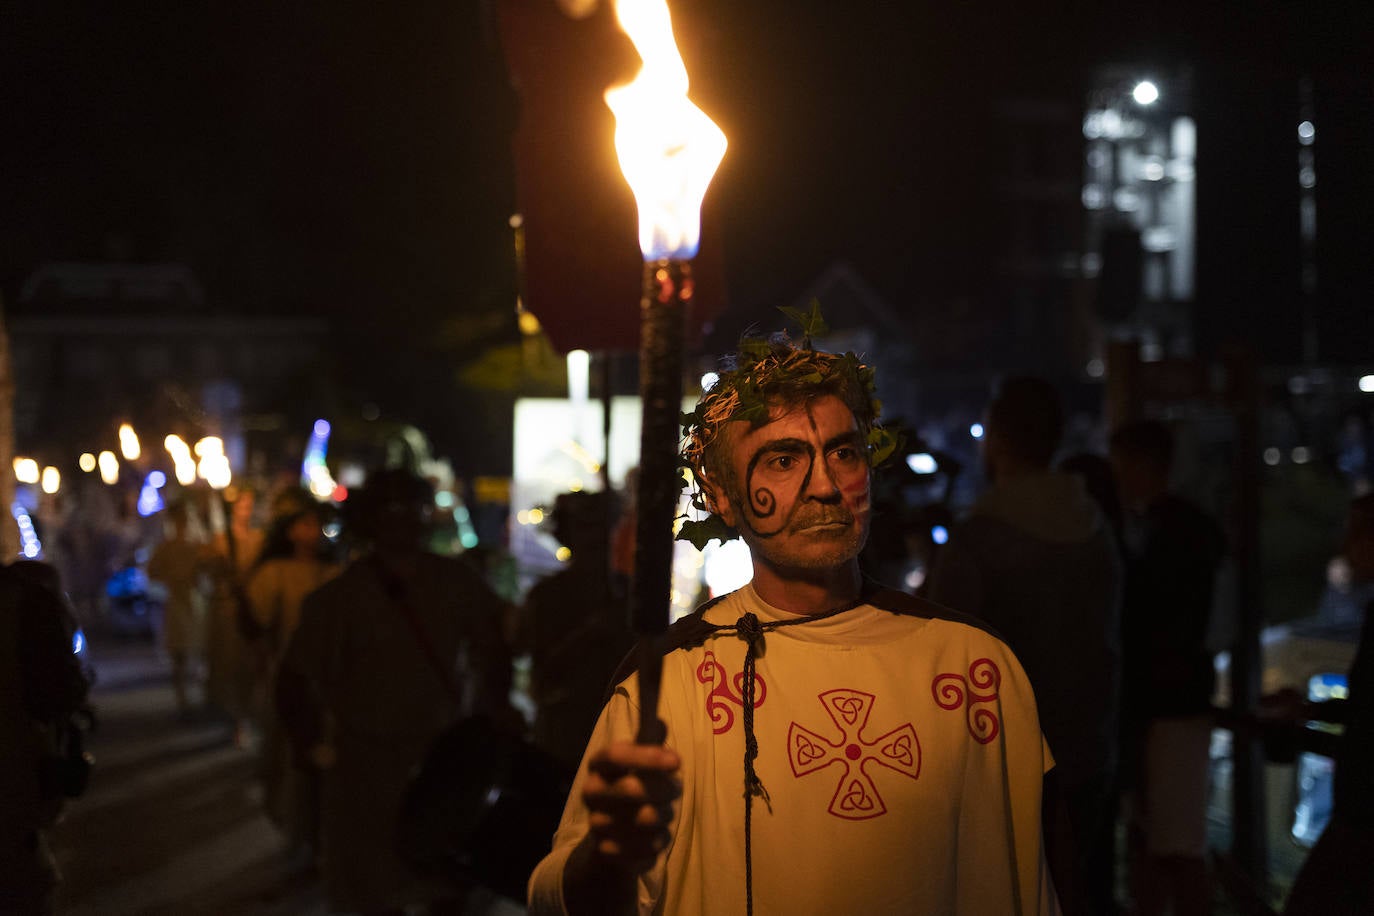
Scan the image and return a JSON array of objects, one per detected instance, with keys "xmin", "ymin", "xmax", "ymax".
[
  {"xmin": 1132, "ymin": 80, "xmax": 1159, "ymax": 106},
  {"xmin": 605, "ymin": 0, "xmax": 726, "ymax": 744},
  {"xmin": 118, "ymin": 423, "xmax": 141, "ymax": 461}
]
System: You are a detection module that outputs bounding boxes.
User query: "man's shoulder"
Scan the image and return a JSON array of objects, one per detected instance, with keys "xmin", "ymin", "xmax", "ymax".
[{"xmin": 865, "ymin": 586, "xmax": 1014, "ymax": 645}]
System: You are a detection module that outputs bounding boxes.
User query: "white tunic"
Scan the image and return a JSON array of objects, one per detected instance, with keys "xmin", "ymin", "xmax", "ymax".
[{"xmin": 529, "ymin": 584, "xmax": 1060, "ymax": 915}]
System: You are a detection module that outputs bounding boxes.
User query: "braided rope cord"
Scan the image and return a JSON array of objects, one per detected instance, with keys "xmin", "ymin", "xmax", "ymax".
[{"xmin": 697, "ymin": 599, "xmax": 863, "ymax": 916}]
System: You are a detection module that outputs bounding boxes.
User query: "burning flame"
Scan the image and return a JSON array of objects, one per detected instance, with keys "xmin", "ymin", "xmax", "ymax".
[{"xmin": 604, "ymin": 0, "xmax": 726, "ymax": 261}]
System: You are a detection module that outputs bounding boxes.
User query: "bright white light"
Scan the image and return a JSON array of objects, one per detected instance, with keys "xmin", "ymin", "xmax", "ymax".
[
  {"xmin": 12, "ymin": 457, "xmax": 39, "ymax": 484},
  {"xmin": 79, "ymin": 453, "xmax": 97, "ymax": 473},
  {"xmin": 701, "ymin": 372, "xmax": 720, "ymax": 392},
  {"xmin": 1132, "ymin": 81, "xmax": 1160, "ymax": 106},
  {"xmin": 1292, "ymin": 447, "xmax": 1311, "ymax": 465},
  {"xmin": 1361, "ymin": 375, "xmax": 1374, "ymax": 393},
  {"xmin": 148, "ymin": 470, "xmax": 167, "ymax": 488},
  {"xmin": 118, "ymin": 423, "xmax": 141, "ymax": 461},
  {"xmin": 194, "ymin": 436, "xmax": 224, "ymax": 458},
  {"xmin": 174, "ymin": 458, "xmax": 197, "ymax": 486},
  {"xmin": 1263, "ymin": 447, "xmax": 1281, "ymax": 466},
  {"xmin": 164, "ymin": 435, "xmax": 190, "ymax": 459},
  {"xmin": 970, "ymin": 423, "xmax": 985, "ymax": 440},
  {"xmin": 304, "ymin": 463, "xmax": 333, "ymax": 499},
  {"xmin": 931, "ymin": 525, "xmax": 950, "ymax": 546},
  {"xmin": 567, "ymin": 351, "xmax": 591, "ymax": 407},
  {"xmin": 1298, "ymin": 121, "xmax": 1315, "ymax": 144},
  {"xmin": 906, "ymin": 453, "xmax": 938, "ymax": 475},
  {"xmin": 98, "ymin": 451, "xmax": 119, "ymax": 485},
  {"xmin": 198, "ymin": 452, "xmax": 233, "ymax": 490},
  {"xmin": 40, "ymin": 467, "xmax": 60, "ymax": 495}
]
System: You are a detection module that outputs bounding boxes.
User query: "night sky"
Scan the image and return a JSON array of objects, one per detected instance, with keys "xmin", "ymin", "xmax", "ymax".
[{"xmin": 3, "ymin": 1, "xmax": 1371, "ymax": 366}]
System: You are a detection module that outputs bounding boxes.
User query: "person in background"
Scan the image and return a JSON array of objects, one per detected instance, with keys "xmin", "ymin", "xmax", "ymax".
[
  {"xmin": 529, "ymin": 331, "xmax": 1058, "ymax": 915},
  {"xmin": 1057, "ymin": 450, "xmax": 1126, "ymax": 914},
  {"xmin": 1258, "ymin": 493, "xmax": 1374, "ymax": 914},
  {"xmin": 246, "ymin": 500, "xmax": 340, "ymax": 859},
  {"xmin": 205, "ymin": 487, "xmax": 265, "ymax": 747},
  {"xmin": 1109, "ymin": 420, "xmax": 1225, "ymax": 916},
  {"xmin": 147, "ymin": 501, "xmax": 210, "ymax": 718},
  {"xmin": 0, "ymin": 562, "xmax": 90, "ymax": 915},
  {"xmin": 514, "ymin": 490, "xmax": 634, "ymax": 768},
  {"xmin": 927, "ymin": 377, "xmax": 1121, "ymax": 916},
  {"xmin": 276, "ymin": 468, "xmax": 516, "ymax": 915}
]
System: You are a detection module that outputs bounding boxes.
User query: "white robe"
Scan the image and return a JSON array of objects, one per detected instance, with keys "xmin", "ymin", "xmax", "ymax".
[{"xmin": 529, "ymin": 584, "xmax": 1060, "ymax": 915}]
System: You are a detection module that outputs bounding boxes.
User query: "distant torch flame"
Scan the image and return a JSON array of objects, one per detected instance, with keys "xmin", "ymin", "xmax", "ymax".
[{"xmin": 604, "ymin": 0, "xmax": 726, "ymax": 261}]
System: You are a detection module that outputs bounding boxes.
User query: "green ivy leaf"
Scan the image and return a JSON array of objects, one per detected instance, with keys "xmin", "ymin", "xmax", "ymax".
[
  {"xmin": 867, "ymin": 427, "xmax": 902, "ymax": 468},
  {"xmin": 676, "ymin": 515, "xmax": 740, "ymax": 550},
  {"xmin": 778, "ymin": 299, "xmax": 830, "ymax": 345}
]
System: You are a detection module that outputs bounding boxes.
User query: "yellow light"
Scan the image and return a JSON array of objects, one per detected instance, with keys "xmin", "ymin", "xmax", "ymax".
[
  {"xmin": 200, "ymin": 453, "xmax": 233, "ymax": 490},
  {"xmin": 174, "ymin": 458, "xmax": 197, "ymax": 486},
  {"xmin": 518, "ymin": 310, "xmax": 542, "ymax": 336},
  {"xmin": 41, "ymin": 467, "xmax": 60, "ymax": 495},
  {"xmin": 164, "ymin": 434, "xmax": 190, "ymax": 459},
  {"xmin": 12, "ymin": 457, "xmax": 39, "ymax": 484},
  {"xmin": 118, "ymin": 423, "xmax": 141, "ymax": 461},
  {"xmin": 79, "ymin": 453, "xmax": 97, "ymax": 473},
  {"xmin": 194, "ymin": 436, "xmax": 224, "ymax": 458},
  {"xmin": 528, "ymin": 507, "xmax": 545, "ymax": 525},
  {"xmin": 604, "ymin": 0, "xmax": 727, "ymax": 260},
  {"xmin": 555, "ymin": 546, "xmax": 572, "ymax": 562},
  {"xmin": 98, "ymin": 451, "xmax": 120, "ymax": 485}
]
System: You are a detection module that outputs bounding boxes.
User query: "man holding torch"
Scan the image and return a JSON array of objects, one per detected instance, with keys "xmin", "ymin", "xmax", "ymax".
[{"xmin": 527, "ymin": 325, "xmax": 1061, "ymax": 915}]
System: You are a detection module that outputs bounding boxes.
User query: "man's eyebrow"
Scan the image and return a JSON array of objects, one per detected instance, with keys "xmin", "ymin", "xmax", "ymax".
[
  {"xmin": 750, "ymin": 438, "xmax": 811, "ymax": 458},
  {"xmin": 823, "ymin": 431, "xmax": 866, "ymax": 452}
]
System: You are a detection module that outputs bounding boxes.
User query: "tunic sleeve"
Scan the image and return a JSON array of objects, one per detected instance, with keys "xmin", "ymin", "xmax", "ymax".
[
  {"xmin": 527, "ymin": 675, "xmax": 668, "ymax": 915},
  {"xmin": 956, "ymin": 640, "xmax": 1060, "ymax": 915}
]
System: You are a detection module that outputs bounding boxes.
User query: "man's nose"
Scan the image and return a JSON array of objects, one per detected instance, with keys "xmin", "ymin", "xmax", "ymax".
[{"xmin": 803, "ymin": 466, "xmax": 842, "ymax": 501}]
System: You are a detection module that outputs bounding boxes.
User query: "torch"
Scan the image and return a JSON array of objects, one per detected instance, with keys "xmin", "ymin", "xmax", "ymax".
[{"xmin": 604, "ymin": 0, "xmax": 726, "ymax": 744}]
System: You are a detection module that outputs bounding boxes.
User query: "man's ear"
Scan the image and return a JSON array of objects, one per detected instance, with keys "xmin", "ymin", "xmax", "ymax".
[{"xmin": 699, "ymin": 473, "xmax": 738, "ymax": 529}]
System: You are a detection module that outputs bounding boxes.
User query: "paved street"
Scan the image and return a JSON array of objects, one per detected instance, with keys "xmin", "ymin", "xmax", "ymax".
[{"xmin": 47, "ymin": 638, "xmax": 524, "ymax": 916}]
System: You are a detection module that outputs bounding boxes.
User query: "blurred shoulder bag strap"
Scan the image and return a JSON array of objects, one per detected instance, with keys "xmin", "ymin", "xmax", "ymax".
[{"xmin": 369, "ymin": 557, "xmax": 463, "ymax": 707}]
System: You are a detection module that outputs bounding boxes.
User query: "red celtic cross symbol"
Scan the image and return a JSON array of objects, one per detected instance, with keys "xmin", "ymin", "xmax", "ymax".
[{"xmin": 787, "ymin": 689, "xmax": 920, "ymax": 820}]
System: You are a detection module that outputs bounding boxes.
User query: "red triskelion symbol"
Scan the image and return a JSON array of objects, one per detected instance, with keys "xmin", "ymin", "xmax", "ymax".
[
  {"xmin": 697, "ymin": 649, "xmax": 765, "ymax": 735},
  {"xmin": 787, "ymin": 689, "xmax": 920, "ymax": 819},
  {"xmin": 932, "ymin": 658, "xmax": 1001, "ymax": 744}
]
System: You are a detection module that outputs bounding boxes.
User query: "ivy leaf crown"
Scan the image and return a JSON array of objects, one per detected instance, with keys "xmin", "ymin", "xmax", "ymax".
[{"xmin": 676, "ymin": 301, "xmax": 900, "ymax": 549}]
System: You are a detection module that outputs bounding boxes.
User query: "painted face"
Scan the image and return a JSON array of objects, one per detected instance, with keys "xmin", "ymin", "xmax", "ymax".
[{"xmin": 713, "ymin": 394, "xmax": 872, "ymax": 572}]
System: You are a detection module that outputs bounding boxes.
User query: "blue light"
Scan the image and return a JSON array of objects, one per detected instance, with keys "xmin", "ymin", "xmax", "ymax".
[
  {"xmin": 313, "ymin": 418, "xmax": 331, "ymax": 438},
  {"xmin": 137, "ymin": 483, "xmax": 165, "ymax": 517},
  {"xmin": 931, "ymin": 525, "xmax": 949, "ymax": 545},
  {"xmin": 970, "ymin": 423, "xmax": 985, "ymax": 440},
  {"xmin": 147, "ymin": 470, "xmax": 167, "ymax": 488},
  {"xmin": 72, "ymin": 628, "xmax": 86, "ymax": 655},
  {"xmin": 12, "ymin": 503, "xmax": 42, "ymax": 559}
]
